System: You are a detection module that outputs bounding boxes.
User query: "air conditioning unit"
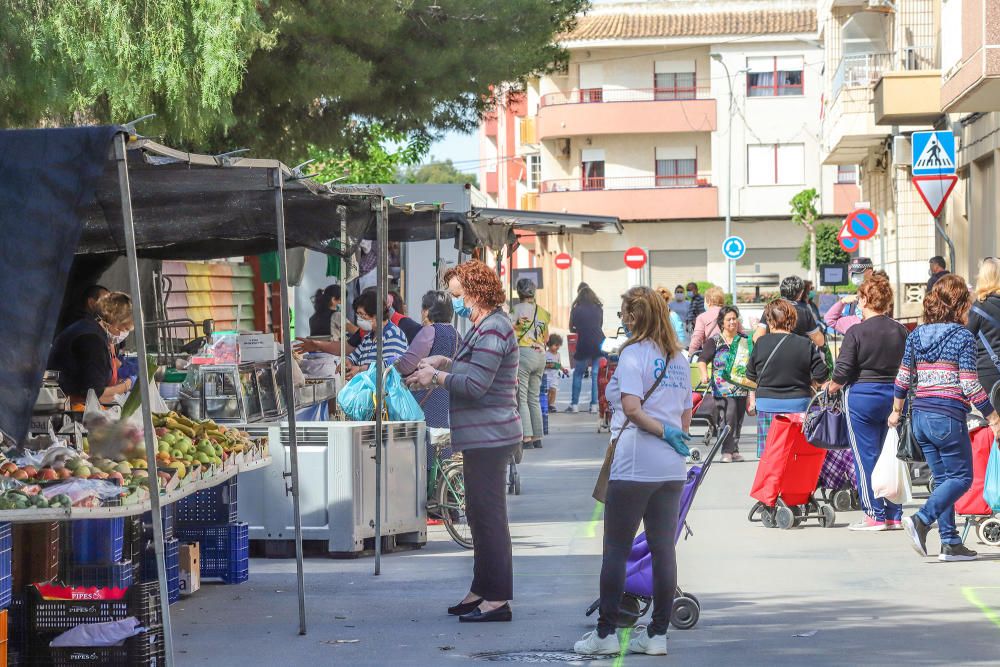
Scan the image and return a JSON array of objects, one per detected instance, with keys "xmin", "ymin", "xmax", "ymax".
[{"xmin": 892, "ymin": 135, "xmax": 912, "ymax": 167}]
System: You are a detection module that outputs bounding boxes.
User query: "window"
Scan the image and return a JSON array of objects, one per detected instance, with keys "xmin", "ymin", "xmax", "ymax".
[
  {"xmin": 747, "ymin": 144, "xmax": 805, "ymax": 185},
  {"xmin": 837, "ymin": 165, "xmax": 857, "ymax": 184},
  {"xmin": 747, "ymin": 56, "xmax": 804, "ymax": 97},
  {"xmin": 655, "ymin": 147, "xmax": 697, "ymax": 187},
  {"xmin": 526, "ymin": 154, "xmax": 541, "ymax": 191},
  {"xmin": 581, "ymin": 149, "xmax": 605, "ymax": 190},
  {"xmin": 579, "ymin": 63, "xmax": 603, "ymax": 103},
  {"xmin": 653, "ymin": 61, "xmax": 697, "ymax": 100},
  {"xmin": 578, "ymin": 88, "xmax": 604, "ymax": 103}
]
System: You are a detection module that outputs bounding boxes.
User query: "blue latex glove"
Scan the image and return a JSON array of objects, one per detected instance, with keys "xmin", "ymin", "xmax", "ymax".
[
  {"xmin": 661, "ymin": 424, "xmax": 692, "ymax": 457},
  {"xmin": 125, "ymin": 374, "xmax": 138, "ymax": 389}
]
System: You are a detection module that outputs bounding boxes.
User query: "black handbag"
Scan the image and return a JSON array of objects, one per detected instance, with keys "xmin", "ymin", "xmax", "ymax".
[
  {"xmin": 803, "ymin": 390, "xmax": 850, "ymax": 450},
  {"xmin": 896, "ymin": 391, "xmax": 925, "ymax": 462}
]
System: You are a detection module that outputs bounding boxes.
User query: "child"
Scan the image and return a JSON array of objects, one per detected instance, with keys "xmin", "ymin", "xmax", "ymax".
[{"xmin": 545, "ymin": 334, "xmax": 565, "ymax": 413}]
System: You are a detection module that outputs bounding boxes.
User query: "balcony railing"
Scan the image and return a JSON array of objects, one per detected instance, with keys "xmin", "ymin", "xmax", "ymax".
[
  {"xmin": 540, "ymin": 87, "xmax": 712, "ymax": 108},
  {"xmin": 831, "ymin": 45, "xmax": 937, "ymax": 100},
  {"xmin": 540, "ymin": 176, "xmax": 711, "ymax": 193}
]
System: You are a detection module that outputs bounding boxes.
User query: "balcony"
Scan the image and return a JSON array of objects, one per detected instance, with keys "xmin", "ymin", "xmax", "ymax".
[
  {"xmin": 537, "ymin": 88, "xmax": 716, "ymax": 140},
  {"xmin": 874, "ymin": 71, "xmax": 942, "ymax": 125},
  {"xmin": 538, "ymin": 177, "xmax": 717, "ymax": 221}
]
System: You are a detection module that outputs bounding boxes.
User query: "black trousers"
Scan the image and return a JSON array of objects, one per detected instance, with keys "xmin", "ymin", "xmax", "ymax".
[
  {"xmin": 463, "ymin": 444, "xmax": 516, "ymax": 601},
  {"xmin": 598, "ymin": 479, "xmax": 684, "ymax": 637},
  {"xmin": 714, "ymin": 395, "xmax": 747, "ymax": 454}
]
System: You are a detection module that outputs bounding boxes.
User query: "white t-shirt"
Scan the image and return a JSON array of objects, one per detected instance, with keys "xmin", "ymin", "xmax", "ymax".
[{"xmin": 606, "ymin": 340, "xmax": 693, "ymax": 482}]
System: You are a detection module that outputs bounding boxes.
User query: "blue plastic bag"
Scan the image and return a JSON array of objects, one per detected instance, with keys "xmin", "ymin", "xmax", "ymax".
[
  {"xmin": 984, "ymin": 440, "xmax": 1000, "ymax": 511},
  {"xmin": 337, "ymin": 366, "xmax": 377, "ymax": 421},
  {"xmin": 336, "ymin": 365, "xmax": 426, "ymax": 422},
  {"xmin": 385, "ymin": 367, "xmax": 425, "ymax": 422}
]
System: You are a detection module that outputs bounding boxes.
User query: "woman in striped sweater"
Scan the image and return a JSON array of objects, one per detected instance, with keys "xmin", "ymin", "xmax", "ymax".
[
  {"xmin": 407, "ymin": 260, "xmax": 521, "ymax": 623},
  {"xmin": 891, "ymin": 275, "xmax": 1000, "ymax": 562}
]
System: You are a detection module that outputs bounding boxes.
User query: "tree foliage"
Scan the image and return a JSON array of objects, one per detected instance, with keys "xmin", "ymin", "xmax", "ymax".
[
  {"xmin": 308, "ymin": 125, "xmax": 430, "ymax": 185},
  {"xmin": 1, "ymin": 0, "xmax": 586, "ymax": 163},
  {"xmin": 799, "ymin": 222, "xmax": 850, "ymax": 270},
  {"xmin": 789, "ymin": 188, "xmax": 820, "ymax": 230},
  {"xmin": 403, "ymin": 159, "xmax": 478, "ymax": 187}
]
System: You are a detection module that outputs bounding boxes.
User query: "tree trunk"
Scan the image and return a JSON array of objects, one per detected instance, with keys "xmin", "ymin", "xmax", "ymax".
[{"xmin": 808, "ymin": 222, "xmax": 818, "ymax": 287}]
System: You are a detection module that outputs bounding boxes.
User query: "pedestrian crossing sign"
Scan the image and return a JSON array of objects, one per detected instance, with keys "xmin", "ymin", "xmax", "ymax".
[{"xmin": 912, "ymin": 131, "xmax": 956, "ymax": 176}]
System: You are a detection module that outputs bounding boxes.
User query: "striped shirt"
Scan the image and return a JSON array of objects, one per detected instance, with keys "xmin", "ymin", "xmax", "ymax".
[
  {"xmin": 445, "ymin": 309, "xmax": 522, "ymax": 451},
  {"xmin": 348, "ymin": 321, "xmax": 408, "ymax": 368},
  {"xmin": 894, "ymin": 323, "xmax": 993, "ymax": 419}
]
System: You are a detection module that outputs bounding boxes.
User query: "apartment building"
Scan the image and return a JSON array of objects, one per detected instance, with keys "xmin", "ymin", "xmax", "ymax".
[{"xmin": 481, "ymin": 0, "xmax": 852, "ymax": 329}]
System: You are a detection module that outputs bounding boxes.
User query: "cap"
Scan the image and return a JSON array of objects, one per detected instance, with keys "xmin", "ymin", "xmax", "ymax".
[{"xmin": 849, "ymin": 257, "xmax": 874, "ymax": 274}]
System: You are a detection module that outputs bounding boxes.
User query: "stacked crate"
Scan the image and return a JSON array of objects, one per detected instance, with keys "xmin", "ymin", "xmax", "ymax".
[
  {"xmin": 59, "ymin": 519, "xmax": 132, "ymax": 590},
  {"xmin": 174, "ymin": 477, "xmax": 249, "ymax": 585}
]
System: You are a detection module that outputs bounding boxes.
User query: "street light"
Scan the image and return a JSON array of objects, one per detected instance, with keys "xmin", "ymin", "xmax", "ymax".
[{"xmin": 710, "ymin": 53, "xmax": 748, "ymax": 298}]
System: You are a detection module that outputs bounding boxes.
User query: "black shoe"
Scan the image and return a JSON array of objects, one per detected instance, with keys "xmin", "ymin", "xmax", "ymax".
[
  {"xmin": 940, "ymin": 543, "xmax": 978, "ymax": 562},
  {"xmin": 459, "ymin": 603, "xmax": 512, "ymax": 623},
  {"xmin": 448, "ymin": 598, "xmax": 483, "ymax": 616},
  {"xmin": 903, "ymin": 515, "xmax": 930, "ymax": 557},
  {"xmin": 533, "ymin": 440, "xmax": 542, "ymax": 449}
]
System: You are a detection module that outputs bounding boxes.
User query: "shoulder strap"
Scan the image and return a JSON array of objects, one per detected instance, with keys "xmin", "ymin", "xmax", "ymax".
[
  {"xmin": 758, "ymin": 334, "xmax": 790, "ymax": 379},
  {"xmin": 610, "ymin": 359, "xmax": 670, "ymax": 448},
  {"xmin": 972, "ymin": 305, "xmax": 1000, "ymax": 373},
  {"xmin": 516, "ymin": 304, "xmax": 540, "ymax": 343}
]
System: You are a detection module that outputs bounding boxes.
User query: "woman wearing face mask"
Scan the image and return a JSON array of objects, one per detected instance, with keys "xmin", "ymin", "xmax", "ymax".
[
  {"xmin": 342, "ymin": 290, "xmax": 408, "ymax": 379},
  {"xmin": 49, "ymin": 291, "xmax": 137, "ymax": 406},
  {"xmin": 406, "ymin": 261, "xmax": 521, "ymax": 623},
  {"xmin": 697, "ymin": 306, "xmax": 749, "ymax": 463},
  {"xmin": 667, "ymin": 285, "xmax": 690, "ymax": 323},
  {"xmin": 657, "ymin": 288, "xmax": 688, "ymax": 346},
  {"xmin": 802, "ymin": 280, "xmax": 822, "ymax": 324},
  {"xmin": 296, "ymin": 285, "xmax": 360, "ymax": 358},
  {"xmin": 825, "ymin": 259, "xmax": 874, "ymax": 335},
  {"xmin": 512, "ymin": 278, "xmax": 550, "ymax": 450}
]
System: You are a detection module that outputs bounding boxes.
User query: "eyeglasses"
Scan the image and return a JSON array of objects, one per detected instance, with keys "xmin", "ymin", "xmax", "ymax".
[
  {"xmin": 984, "ymin": 257, "xmax": 999, "ymax": 264},
  {"xmin": 617, "ymin": 311, "xmax": 622, "ymax": 318}
]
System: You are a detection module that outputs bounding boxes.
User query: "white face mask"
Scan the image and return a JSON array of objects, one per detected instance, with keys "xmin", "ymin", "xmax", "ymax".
[
  {"xmin": 114, "ymin": 329, "xmax": 131, "ymax": 345},
  {"xmin": 850, "ymin": 274, "xmax": 864, "ymax": 287},
  {"xmin": 674, "ymin": 293, "xmax": 685, "ymax": 302},
  {"xmin": 357, "ymin": 317, "xmax": 374, "ymax": 332}
]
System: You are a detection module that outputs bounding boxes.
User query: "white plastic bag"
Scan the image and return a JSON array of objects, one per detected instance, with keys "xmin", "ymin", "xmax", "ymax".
[{"xmin": 872, "ymin": 428, "xmax": 912, "ymax": 504}]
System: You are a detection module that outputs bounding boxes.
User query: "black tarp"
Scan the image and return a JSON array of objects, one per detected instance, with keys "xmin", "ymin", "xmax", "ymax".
[{"xmin": 0, "ymin": 126, "xmax": 124, "ymax": 444}]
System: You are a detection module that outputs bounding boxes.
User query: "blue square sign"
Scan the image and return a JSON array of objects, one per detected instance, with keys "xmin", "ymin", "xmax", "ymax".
[{"xmin": 912, "ymin": 131, "xmax": 956, "ymax": 176}]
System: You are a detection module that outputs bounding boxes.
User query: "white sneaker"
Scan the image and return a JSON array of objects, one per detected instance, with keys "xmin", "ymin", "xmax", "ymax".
[
  {"xmin": 573, "ymin": 630, "xmax": 621, "ymax": 656},
  {"xmin": 565, "ymin": 404, "xmax": 580, "ymax": 413},
  {"xmin": 589, "ymin": 404, "xmax": 599, "ymax": 414},
  {"xmin": 628, "ymin": 626, "xmax": 668, "ymax": 656}
]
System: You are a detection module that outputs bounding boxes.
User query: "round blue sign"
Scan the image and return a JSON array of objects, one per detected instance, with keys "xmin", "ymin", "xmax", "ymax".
[
  {"xmin": 846, "ymin": 209, "xmax": 878, "ymax": 241},
  {"xmin": 722, "ymin": 236, "xmax": 747, "ymax": 261}
]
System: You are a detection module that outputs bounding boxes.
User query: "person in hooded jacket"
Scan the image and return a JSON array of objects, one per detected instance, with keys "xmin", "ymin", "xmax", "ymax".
[
  {"xmin": 892, "ymin": 275, "xmax": 1000, "ymax": 562},
  {"xmin": 967, "ymin": 257, "xmax": 1000, "ymax": 396}
]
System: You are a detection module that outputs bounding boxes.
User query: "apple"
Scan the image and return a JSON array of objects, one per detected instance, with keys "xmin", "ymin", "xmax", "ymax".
[
  {"xmin": 57, "ymin": 468, "xmax": 72, "ymax": 480},
  {"xmin": 39, "ymin": 468, "xmax": 58, "ymax": 481},
  {"xmin": 21, "ymin": 466, "xmax": 37, "ymax": 479},
  {"xmin": 12, "ymin": 470, "xmax": 28, "ymax": 481}
]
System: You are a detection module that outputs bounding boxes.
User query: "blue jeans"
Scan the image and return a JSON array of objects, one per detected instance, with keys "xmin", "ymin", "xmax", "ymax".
[
  {"xmin": 571, "ymin": 357, "xmax": 601, "ymax": 407},
  {"xmin": 912, "ymin": 410, "xmax": 973, "ymax": 545}
]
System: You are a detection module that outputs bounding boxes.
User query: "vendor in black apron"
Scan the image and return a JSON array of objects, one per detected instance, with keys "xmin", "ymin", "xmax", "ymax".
[{"xmin": 49, "ymin": 291, "xmax": 136, "ymax": 410}]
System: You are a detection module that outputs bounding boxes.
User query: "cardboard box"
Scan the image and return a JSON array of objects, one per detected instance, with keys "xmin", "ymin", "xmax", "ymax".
[
  {"xmin": 238, "ymin": 333, "xmax": 277, "ymax": 363},
  {"xmin": 179, "ymin": 542, "xmax": 201, "ymax": 596}
]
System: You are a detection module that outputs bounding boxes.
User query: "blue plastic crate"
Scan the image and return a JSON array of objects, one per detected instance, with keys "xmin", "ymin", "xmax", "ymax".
[
  {"xmin": 175, "ymin": 477, "xmax": 238, "ymax": 526},
  {"xmin": 63, "ymin": 560, "xmax": 133, "ymax": 589},
  {"xmin": 539, "ymin": 375, "xmax": 550, "ymax": 436},
  {"xmin": 0, "ymin": 522, "xmax": 11, "ymax": 609},
  {"xmin": 175, "ymin": 523, "xmax": 249, "ymax": 584},
  {"xmin": 69, "ymin": 518, "xmax": 124, "ymax": 565},
  {"xmin": 142, "ymin": 503, "xmax": 175, "ymax": 539},
  {"xmin": 141, "ymin": 537, "xmax": 180, "ymax": 604}
]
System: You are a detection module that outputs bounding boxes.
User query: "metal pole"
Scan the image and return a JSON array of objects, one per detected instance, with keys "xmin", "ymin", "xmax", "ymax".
[
  {"xmin": 374, "ymin": 198, "xmax": 388, "ymax": 575},
  {"xmin": 508, "ymin": 243, "xmax": 514, "ymax": 305},
  {"xmin": 935, "ymin": 215, "xmax": 956, "ymax": 278},
  {"xmin": 338, "ymin": 206, "xmax": 348, "ymax": 386},
  {"xmin": 434, "ymin": 205, "xmax": 442, "ymax": 289},
  {"xmin": 272, "ymin": 167, "xmax": 308, "ymax": 635},
  {"xmin": 113, "ymin": 132, "xmax": 174, "ymax": 665},
  {"xmin": 718, "ymin": 58, "xmax": 735, "ymax": 298}
]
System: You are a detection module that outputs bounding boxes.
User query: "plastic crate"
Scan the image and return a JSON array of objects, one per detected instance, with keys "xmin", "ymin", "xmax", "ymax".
[
  {"xmin": 141, "ymin": 539, "xmax": 180, "ymax": 604},
  {"xmin": 175, "ymin": 523, "xmax": 249, "ymax": 584},
  {"xmin": 13, "ymin": 522, "xmax": 59, "ymax": 591},
  {"xmin": 62, "ymin": 561, "xmax": 133, "ymax": 590},
  {"xmin": 0, "ymin": 523, "xmax": 11, "ymax": 610},
  {"xmin": 175, "ymin": 477, "xmax": 237, "ymax": 526},
  {"xmin": 49, "ymin": 625, "xmax": 165, "ymax": 667},
  {"xmin": 29, "ymin": 583, "xmax": 160, "ymax": 635},
  {"xmin": 142, "ymin": 503, "xmax": 175, "ymax": 540},
  {"xmin": 123, "ymin": 515, "xmax": 145, "ymax": 567},
  {"xmin": 67, "ymin": 519, "xmax": 124, "ymax": 565}
]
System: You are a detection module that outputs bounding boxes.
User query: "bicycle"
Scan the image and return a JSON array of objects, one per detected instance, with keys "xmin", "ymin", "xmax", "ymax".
[{"xmin": 427, "ymin": 443, "xmax": 473, "ymax": 549}]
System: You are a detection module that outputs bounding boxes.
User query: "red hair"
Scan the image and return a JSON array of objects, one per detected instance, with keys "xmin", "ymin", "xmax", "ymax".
[{"xmin": 454, "ymin": 260, "xmax": 506, "ymax": 310}]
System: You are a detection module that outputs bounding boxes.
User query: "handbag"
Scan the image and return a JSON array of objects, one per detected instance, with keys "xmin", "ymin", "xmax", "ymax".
[
  {"xmin": 896, "ymin": 390, "xmax": 925, "ymax": 462},
  {"xmin": 592, "ymin": 367, "xmax": 668, "ymax": 503},
  {"xmin": 721, "ymin": 334, "xmax": 754, "ymax": 389},
  {"xmin": 803, "ymin": 389, "xmax": 849, "ymax": 450}
]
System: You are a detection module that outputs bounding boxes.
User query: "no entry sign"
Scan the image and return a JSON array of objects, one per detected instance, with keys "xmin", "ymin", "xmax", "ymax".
[
  {"xmin": 624, "ymin": 247, "xmax": 647, "ymax": 269},
  {"xmin": 554, "ymin": 253, "xmax": 572, "ymax": 270}
]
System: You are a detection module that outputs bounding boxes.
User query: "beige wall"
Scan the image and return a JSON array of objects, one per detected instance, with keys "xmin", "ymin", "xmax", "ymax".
[
  {"xmin": 539, "ymin": 132, "xmax": 713, "ymax": 183},
  {"xmin": 541, "ymin": 48, "xmax": 713, "ymax": 99}
]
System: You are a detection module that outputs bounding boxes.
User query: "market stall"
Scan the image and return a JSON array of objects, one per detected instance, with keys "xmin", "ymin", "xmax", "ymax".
[{"xmin": 0, "ymin": 126, "xmax": 407, "ymax": 665}]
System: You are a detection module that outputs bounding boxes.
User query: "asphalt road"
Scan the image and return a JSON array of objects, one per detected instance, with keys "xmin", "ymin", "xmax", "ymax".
[{"xmin": 172, "ymin": 412, "xmax": 1000, "ymax": 666}]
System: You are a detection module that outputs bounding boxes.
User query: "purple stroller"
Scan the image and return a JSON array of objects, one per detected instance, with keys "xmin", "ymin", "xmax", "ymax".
[{"xmin": 585, "ymin": 425, "xmax": 731, "ymax": 630}]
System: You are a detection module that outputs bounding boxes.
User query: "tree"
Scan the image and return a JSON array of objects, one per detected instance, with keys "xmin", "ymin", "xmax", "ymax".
[
  {"xmin": 799, "ymin": 222, "xmax": 850, "ymax": 271},
  {"xmin": 0, "ymin": 1, "xmax": 267, "ymax": 142},
  {"xmin": 790, "ymin": 189, "xmax": 821, "ymax": 287},
  {"xmin": 403, "ymin": 159, "xmax": 479, "ymax": 188},
  {"xmin": 308, "ymin": 124, "xmax": 430, "ymax": 185}
]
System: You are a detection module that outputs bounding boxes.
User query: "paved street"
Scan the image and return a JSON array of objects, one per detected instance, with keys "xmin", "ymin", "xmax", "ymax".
[{"xmin": 174, "ymin": 413, "xmax": 1000, "ymax": 666}]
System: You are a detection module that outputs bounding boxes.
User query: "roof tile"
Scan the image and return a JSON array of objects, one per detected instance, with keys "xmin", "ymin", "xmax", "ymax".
[{"xmin": 564, "ymin": 9, "xmax": 817, "ymax": 41}]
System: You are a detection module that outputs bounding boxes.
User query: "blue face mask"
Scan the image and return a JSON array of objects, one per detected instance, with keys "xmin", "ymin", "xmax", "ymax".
[
  {"xmin": 686, "ymin": 291, "xmax": 694, "ymax": 298},
  {"xmin": 452, "ymin": 296, "xmax": 472, "ymax": 319}
]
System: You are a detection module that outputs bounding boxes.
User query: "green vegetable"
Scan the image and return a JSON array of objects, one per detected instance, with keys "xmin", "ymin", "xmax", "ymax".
[{"xmin": 120, "ymin": 356, "xmax": 159, "ymax": 420}]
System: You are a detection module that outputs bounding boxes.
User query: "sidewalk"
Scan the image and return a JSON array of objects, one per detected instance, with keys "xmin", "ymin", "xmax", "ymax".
[{"xmin": 173, "ymin": 413, "xmax": 1000, "ymax": 665}]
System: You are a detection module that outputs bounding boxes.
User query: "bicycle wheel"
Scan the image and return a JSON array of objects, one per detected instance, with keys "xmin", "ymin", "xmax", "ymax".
[{"xmin": 439, "ymin": 465, "xmax": 473, "ymax": 549}]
